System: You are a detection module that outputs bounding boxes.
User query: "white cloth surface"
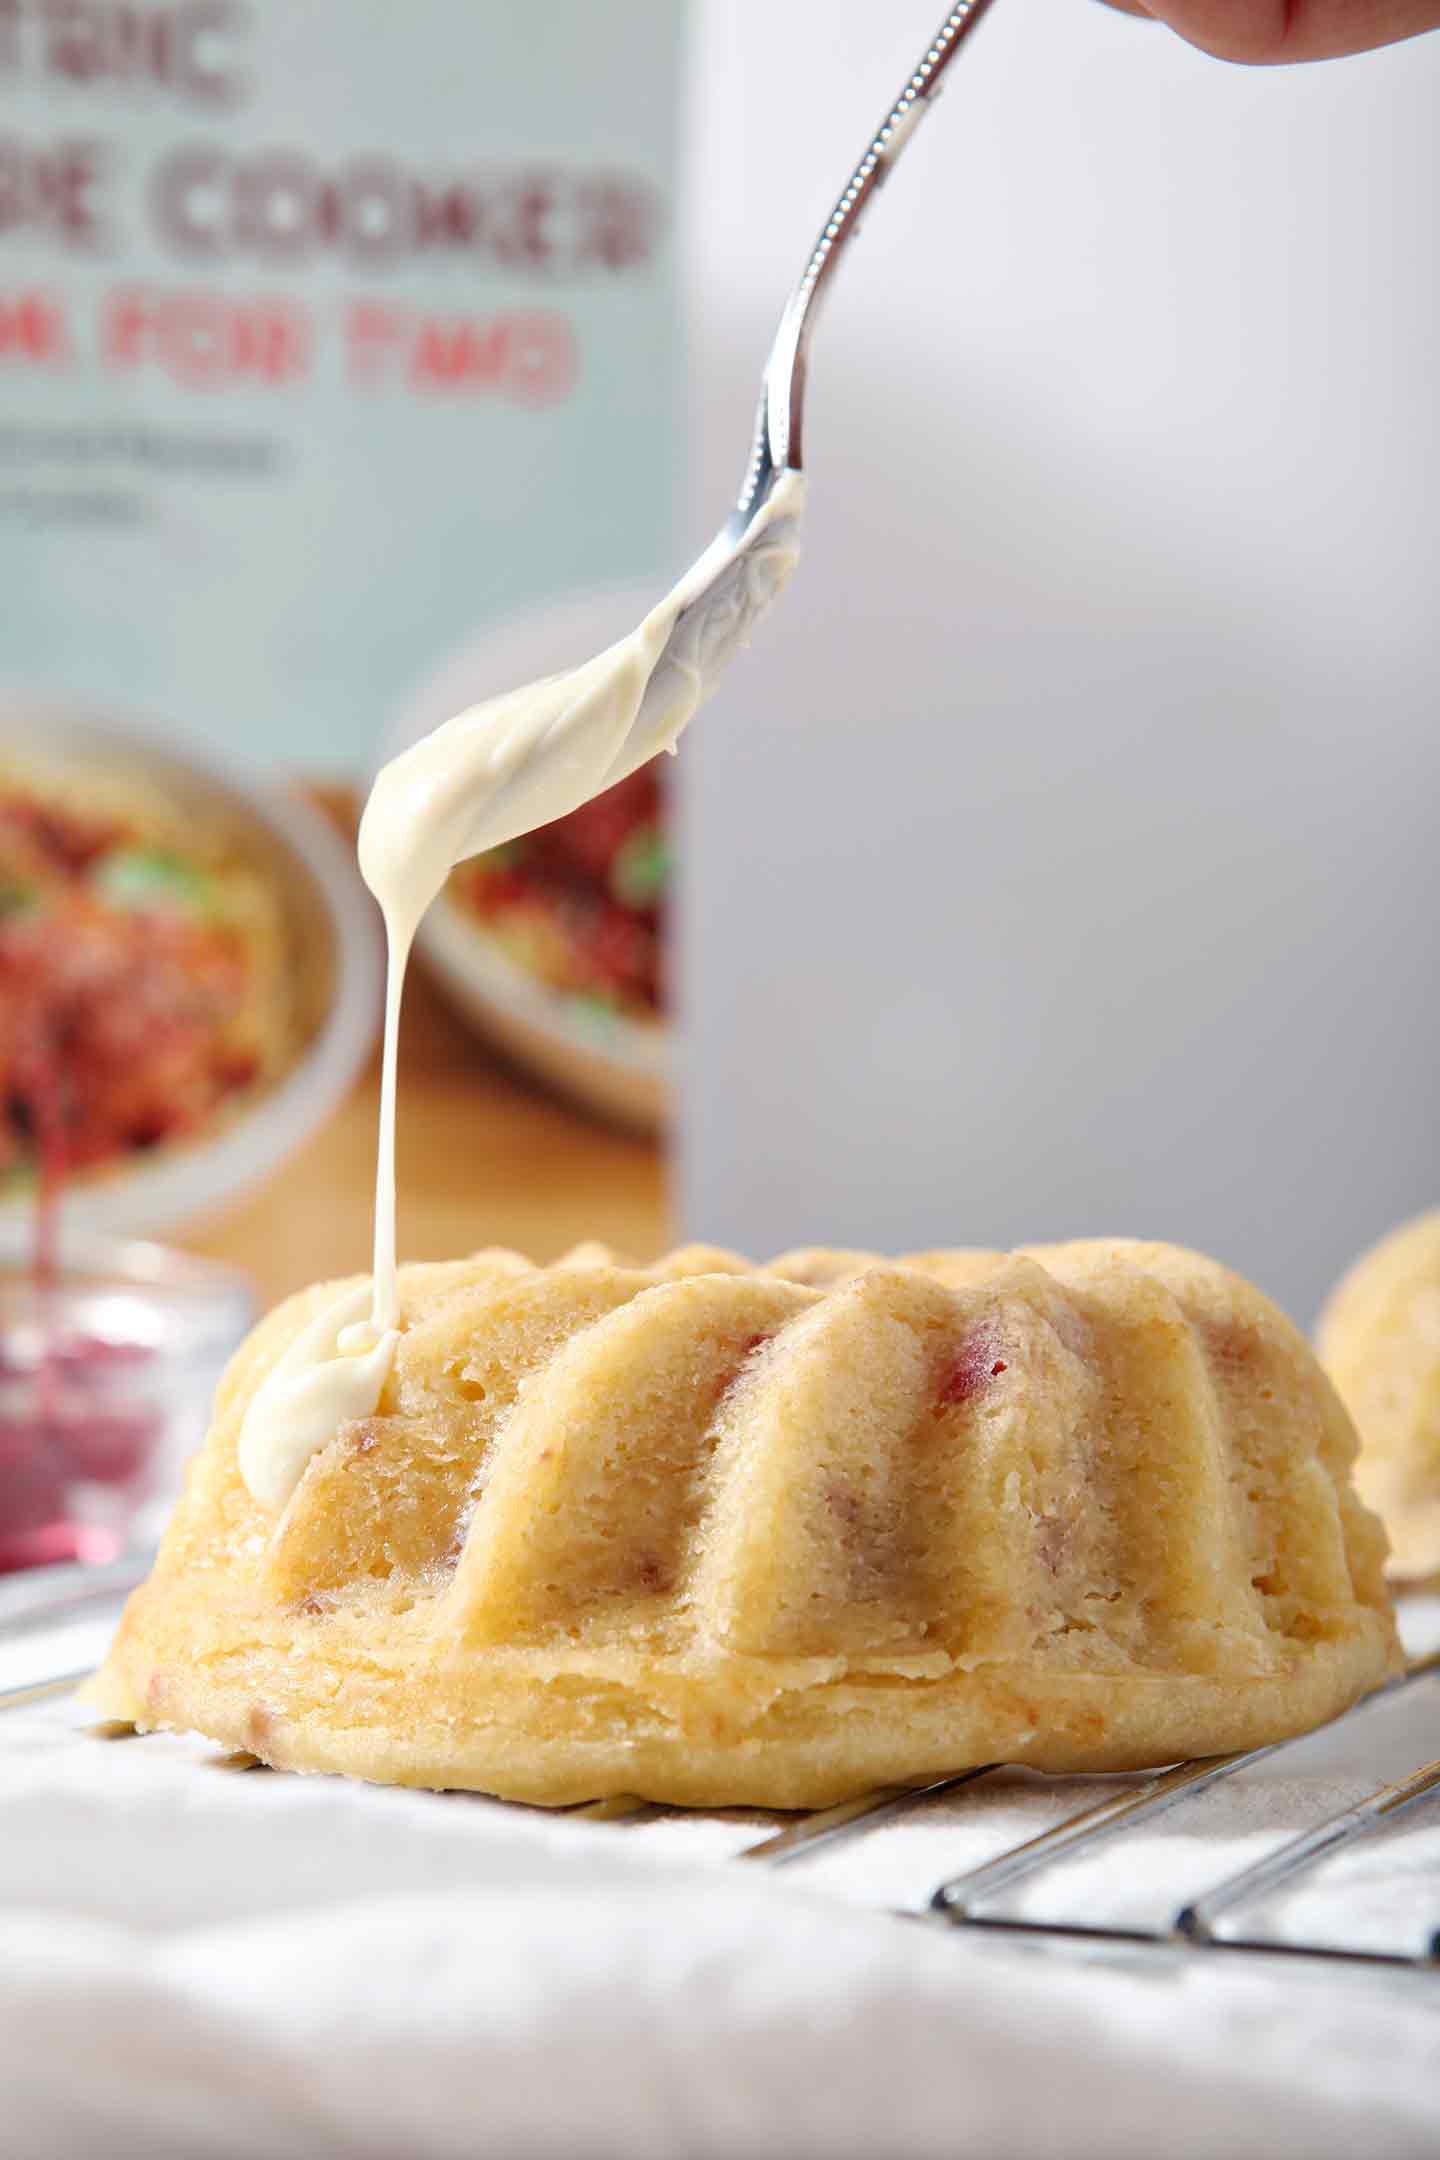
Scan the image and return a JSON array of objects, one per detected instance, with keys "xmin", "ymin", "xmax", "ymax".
[{"xmin": 3, "ymin": 1606, "xmax": 1440, "ymax": 2160}]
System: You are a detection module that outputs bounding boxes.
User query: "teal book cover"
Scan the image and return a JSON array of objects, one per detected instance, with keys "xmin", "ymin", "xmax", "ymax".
[{"xmin": 0, "ymin": 0, "xmax": 686, "ymax": 771}]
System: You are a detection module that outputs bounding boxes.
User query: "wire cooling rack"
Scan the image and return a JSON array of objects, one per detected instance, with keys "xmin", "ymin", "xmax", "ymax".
[{"xmin": 5, "ymin": 1568, "xmax": 1439, "ymax": 1973}]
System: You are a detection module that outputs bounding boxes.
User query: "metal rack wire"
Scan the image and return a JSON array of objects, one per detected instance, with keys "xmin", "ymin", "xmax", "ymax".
[{"xmin": 5, "ymin": 1625, "xmax": 1439, "ymax": 1972}]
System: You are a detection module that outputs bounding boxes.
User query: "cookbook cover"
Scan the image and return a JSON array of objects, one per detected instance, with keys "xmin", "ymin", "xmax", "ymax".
[{"xmin": 0, "ymin": 0, "xmax": 686, "ymax": 770}]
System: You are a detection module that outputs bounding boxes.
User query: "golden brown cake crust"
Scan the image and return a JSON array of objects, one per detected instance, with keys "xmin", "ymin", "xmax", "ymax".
[{"xmin": 95, "ymin": 1239, "xmax": 1400, "ymax": 1807}]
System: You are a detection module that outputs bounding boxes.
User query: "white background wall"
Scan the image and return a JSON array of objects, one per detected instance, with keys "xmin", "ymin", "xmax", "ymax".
[{"xmin": 677, "ymin": 0, "xmax": 1440, "ymax": 1325}]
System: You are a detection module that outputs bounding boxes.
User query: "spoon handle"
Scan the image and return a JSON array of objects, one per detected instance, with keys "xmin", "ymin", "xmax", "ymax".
[{"xmin": 736, "ymin": 0, "xmax": 999, "ymax": 523}]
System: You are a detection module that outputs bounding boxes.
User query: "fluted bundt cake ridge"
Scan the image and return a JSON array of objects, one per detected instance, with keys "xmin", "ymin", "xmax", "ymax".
[{"xmin": 94, "ymin": 1238, "xmax": 1400, "ymax": 1807}]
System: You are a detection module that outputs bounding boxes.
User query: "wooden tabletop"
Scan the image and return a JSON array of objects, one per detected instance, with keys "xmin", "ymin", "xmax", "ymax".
[{"xmin": 179, "ymin": 798, "xmax": 671, "ymax": 1309}]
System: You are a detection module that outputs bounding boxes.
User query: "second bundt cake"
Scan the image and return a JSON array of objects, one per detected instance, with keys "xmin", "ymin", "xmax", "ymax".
[
  {"xmin": 1319, "ymin": 1207, "xmax": 1440, "ymax": 1581},
  {"xmin": 93, "ymin": 1238, "xmax": 1399, "ymax": 1806}
]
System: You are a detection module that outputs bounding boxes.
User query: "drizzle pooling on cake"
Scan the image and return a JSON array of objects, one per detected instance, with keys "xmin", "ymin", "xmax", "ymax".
[{"xmin": 236, "ymin": 476, "xmax": 806, "ymax": 1510}]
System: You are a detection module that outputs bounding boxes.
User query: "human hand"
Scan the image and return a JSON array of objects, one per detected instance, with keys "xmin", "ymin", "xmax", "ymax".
[{"xmin": 1102, "ymin": 0, "xmax": 1439, "ymax": 60}]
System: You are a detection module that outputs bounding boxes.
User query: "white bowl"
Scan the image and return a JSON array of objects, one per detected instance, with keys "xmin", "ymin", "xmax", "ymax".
[
  {"xmin": 382, "ymin": 585, "xmax": 672, "ymax": 1136},
  {"xmin": 0, "ymin": 701, "xmax": 383, "ymax": 1252}
]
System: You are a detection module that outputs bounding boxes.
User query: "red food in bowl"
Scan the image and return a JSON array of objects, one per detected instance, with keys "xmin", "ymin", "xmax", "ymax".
[
  {"xmin": 1, "ymin": 794, "xmax": 274, "ymax": 1195},
  {"xmin": 454, "ymin": 761, "xmax": 667, "ymax": 1022}
]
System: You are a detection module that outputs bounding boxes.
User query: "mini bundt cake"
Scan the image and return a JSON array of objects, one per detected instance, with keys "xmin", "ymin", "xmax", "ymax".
[
  {"xmin": 1319, "ymin": 1208, "xmax": 1440, "ymax": 1581},
  {"xmin": 93, "ymin": 1239, "xmax": 1400, "ymax": 1807}
]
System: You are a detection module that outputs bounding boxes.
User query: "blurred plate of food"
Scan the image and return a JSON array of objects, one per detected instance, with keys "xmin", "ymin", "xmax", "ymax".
[
  {"xmin": 0, "ymin": 701, "xmax": 382, "ymax": 1254},
  {"xmin": 384, "ymin": 586, "xmax": 672, "ymax": 1135}
]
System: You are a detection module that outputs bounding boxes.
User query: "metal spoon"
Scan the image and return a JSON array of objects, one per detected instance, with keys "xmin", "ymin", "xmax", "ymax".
[
  {"xmin": 630, "ymin": 0, "xmax": 999, "ymax": 744},
  {"xmin": 735, "ymin": 0, "xmax": 998, "ymax": 530}
]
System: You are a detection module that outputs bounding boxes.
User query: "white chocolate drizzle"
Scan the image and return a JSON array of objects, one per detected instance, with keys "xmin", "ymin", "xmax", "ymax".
[
  {"xmin": 236, "ymin": 474, "xmax": 806, "ymax": 1510},
  {"xmin": 236, "ymin": 1282, "xmax": 398, "ymax": 1514}
]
